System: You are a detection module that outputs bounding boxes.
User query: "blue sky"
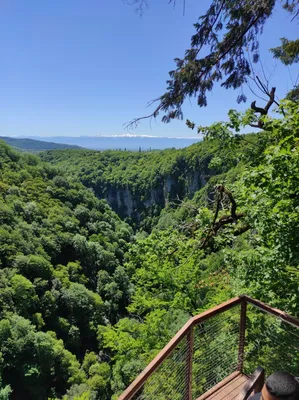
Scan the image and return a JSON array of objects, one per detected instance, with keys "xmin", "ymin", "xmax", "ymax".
[{"xmin": 0, "ymin": 0, "xmax": 298, "ymax": 138}]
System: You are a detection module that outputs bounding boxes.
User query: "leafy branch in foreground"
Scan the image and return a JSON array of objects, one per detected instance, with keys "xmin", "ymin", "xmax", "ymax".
[
  {"xmin": 270, "ymin": 38, "xmax": 299, "ymax": 65},
  {"xmin": 126, "ymin": 0, "xmax": 299, "ymax": 127}
]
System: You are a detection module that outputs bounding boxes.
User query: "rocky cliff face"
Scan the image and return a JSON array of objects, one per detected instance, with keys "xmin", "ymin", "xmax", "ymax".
[
  {"xmin": 103, "ymin": 168, "xmax": 208, "ymax": 225},
  {"xmin": 40, "ymin": 139, "xmax": 222, "ymax": 229}
]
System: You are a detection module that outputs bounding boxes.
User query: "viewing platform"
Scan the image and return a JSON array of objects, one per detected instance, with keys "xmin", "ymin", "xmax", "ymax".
[{"xmin": 118, "ymin": 295, "xmax": 299, "ymax": 400}]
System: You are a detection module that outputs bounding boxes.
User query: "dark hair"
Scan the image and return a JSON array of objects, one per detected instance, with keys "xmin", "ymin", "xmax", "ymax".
[{"xmin": 266, "ymin": 372, "xmax": 299, "ymax": 400}]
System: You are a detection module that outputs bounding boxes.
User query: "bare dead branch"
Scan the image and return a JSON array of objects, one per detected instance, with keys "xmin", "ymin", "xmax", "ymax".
[
  {"xmin": 250, "ymin": 86, "xmax": 277, "ymax": 129},
  {"xmin": 260, "ymin": 61, "xmax": 270, "ymax": 92},
  {"xmin": 256, "ymin": 74, "xmax": 269, "ymax": 95},
  {"xmin": 251, "ymin": 101, "xmax": 267, "ymax": 115},
  {"xmin": 199, "ymin": 185, "xmax": 243, "ymax": 250},
  {"xmin": 246, "ymin": 78, "xmax": 269, "ymax": 102},
  {"xmin": 233, "ymin": 224, "xmax": 250, "ymax": 236},
  {"xmin": 169, "ymin": 198, "xmax": 199, "ymax": 213},
  {"xmin": 124, "ymin": 0, "xmax": 149, "ymax": 15},
  {"xmin": 200, "ymin": 212, "xmax": 245, "ymax": 249},
  {"xmin": 264, "ymin": 86, "xmax": 276, "ymax": 112},
  {"xmin": 256, "ymin": 77, "xmax": 280, "ymax": 107},
  {"xmin": 215, "ymin": 184, "xmax": 237, "ymax": 219},
  {"xmin": 249, "ymin": 123, "xmax": 263, "ymax": 129},
  {"xmin": 124, "ymin": 103, "xmax": 162, "ymax": 130}
]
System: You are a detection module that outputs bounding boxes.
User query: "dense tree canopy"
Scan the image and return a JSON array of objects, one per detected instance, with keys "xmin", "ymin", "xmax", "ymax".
[
  {"xmin": 38, "ymin": 100, "xmax": 299, "ymax": 399},
  {"xmin": 41, "ymin": 135, "xmax": 253, "ymax": 231},
  {"xmin": 0, "ymin": 100, "xmax": 298, "ymax": 398},
  {"xmin": 0, "ymin": 141, "xmax": 134, "ymax": 399},
  {"xmin": 102, "ymin": 100, "xmax": 299, "ymax": 398},
  {"xmin": 0, "ymin": 2, "xmax": 298, "ymax": 399}
]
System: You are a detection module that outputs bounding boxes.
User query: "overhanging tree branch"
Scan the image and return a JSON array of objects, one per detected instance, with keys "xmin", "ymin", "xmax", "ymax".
[{"xmin": 125, "ymin": 0, "xmax": 298, "ymax": 127}]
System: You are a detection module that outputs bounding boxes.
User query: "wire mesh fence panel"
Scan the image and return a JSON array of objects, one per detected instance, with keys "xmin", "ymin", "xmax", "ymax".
[
  {"xmin": 243, "ymin": 304, "xmax": 299, "ymax": 378},
  {"xmin": 191, "ymin": 304, "xmax": 241, "ymax": 399},
  {"xmin": 131, "ymin": 333, "xmax": 190, "ymax": 400},
  {"xmin": 119, "ymin": 298, "xmax": 299, "ymax": 400}
]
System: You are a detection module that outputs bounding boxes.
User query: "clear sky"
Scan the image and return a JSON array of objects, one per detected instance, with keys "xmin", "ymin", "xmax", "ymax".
[{"xmin": 0, "ymin": 0, "xmax": 298, "ymax": 138}]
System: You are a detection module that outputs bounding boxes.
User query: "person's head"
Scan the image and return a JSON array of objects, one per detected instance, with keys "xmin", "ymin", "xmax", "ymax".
[{"xmin": 261, "ymin": 372, "xmax": 299, "ymax": 400}]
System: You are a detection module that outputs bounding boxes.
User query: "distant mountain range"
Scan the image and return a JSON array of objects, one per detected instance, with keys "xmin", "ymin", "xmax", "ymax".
[
  {"xmin": 0, "ymin": 136, "xmax": 83, "ymax": 153},
  {"xmin": 1, "ymin": 135, "xmax": 202, "ymax": 153},
  {"xmin": 25, "ymin": 135, "xmax": 202, "ymax": 151}
]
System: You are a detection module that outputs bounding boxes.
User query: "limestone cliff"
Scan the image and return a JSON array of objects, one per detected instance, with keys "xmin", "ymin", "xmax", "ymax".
[{"xmin": 101, "ymin": 168, "xmax": 209, "ymax": 225}]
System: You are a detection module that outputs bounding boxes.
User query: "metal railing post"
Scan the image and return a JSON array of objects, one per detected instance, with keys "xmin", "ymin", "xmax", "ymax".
[
  {"xmin": 237, "ymin": 299, "xmax": 247, "ymax": 372},
  {"xmin": 186, "ymin": 325, "xmax": 194, "ymax": 400}
]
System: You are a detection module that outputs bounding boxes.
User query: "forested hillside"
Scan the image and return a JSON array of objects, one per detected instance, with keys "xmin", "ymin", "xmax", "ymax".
[
  {"xmin": 1, "ymin": 0, "xmax": 299, "ymax": 399},
  {"xmin": 97, "ymin": 101, "xmax": 299, "ymax": 398},
  {"xmin": 0, "ymin": 140, "xmax": 133, "ymax": 399},
  {"xmin": 0, "ymin": 137, "xmax": 83, "ymax": 153},
  {"xmin": 0, "ymin": 101, "xmax": 297, "ymax": 400},
  {"xmin": 40, "ymin": 135, "xmax": 255, "ymax": 231}
]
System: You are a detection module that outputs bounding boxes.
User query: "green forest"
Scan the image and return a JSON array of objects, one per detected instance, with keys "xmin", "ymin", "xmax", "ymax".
[
  {"xmin": 0, "ymin": 99, "xmax": 298, "ymax": 399},
  {"xmin": 40, "ymin": 138, "xmax": 228, "ymax": 230},
  {"xmin": 0, "ymin": 0, "xmax": 299, "ymax": 399}
]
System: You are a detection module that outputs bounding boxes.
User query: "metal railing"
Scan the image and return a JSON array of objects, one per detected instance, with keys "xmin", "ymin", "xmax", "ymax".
[{"xmin": 118, "ymin": 295, "xmax": 299, "ymax": 400}]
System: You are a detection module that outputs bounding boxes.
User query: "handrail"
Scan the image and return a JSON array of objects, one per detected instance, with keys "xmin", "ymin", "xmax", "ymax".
[
  {"xmin": 191, "ymin": 295, "xmax": 244, "ymax": 324},
  {"xmin": 118, "ymin": 295, "xmax": 299, "ymax": 400},
  {"xmin": 118, "ymin": 296, "xmax": 245, "ymax": 400},
  {"xmin": 244, "ymin": 296, "xmax": 299, "ymax": 328}
]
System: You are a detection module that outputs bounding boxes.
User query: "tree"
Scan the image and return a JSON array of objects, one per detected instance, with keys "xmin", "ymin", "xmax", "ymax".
[
  {"xmin": 14, "ymin": 254, "xmax": 53, "ymax": 281},
  {"xmin": 226, "ymin": 101, "xmax": 299, "ymax": 312},
  {"xmin": 98, "ymin": 309, "xmax": 189, "ymax": 397},
  {"xmin": 128, "ymin": 0, "xmax": 299, "ymax": 125},
  {"xmin": 58, "ymin": 283, "xmax": 104, "ymax": 355},
  {"xmin": 11, "ymin": 274, "xmax": 38, "ymax": 316},
  {"xmin": 271, "ymin": 38, "xmax": 299, "ymax": 65},
  {"xmin": 0, "ymin": 314, "xmax": 85, "ymax": 399},
  {"xmin": 270, "ymin": 38, "xmax": 299, "ymax": 101}
]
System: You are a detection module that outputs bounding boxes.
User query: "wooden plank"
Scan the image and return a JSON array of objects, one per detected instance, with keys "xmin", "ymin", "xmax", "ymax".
[
  {"xmin": 239, "ymin": 367, "xmax": 264, "ymax": 400},
  {"xmin": 119, "ymin": 296, "xmax": 244, "ymax": 400},
  {"xmin": 196, "ymin": 371, "xmax": 243, "ymax": 400},
  {"xmin": 213, "ymin": 375, "xmax": 248, "ymax": 400},
  {"xmin": 244, "ymin": 296, "xmax": 299, "ymax": 328},
  {"xmin": 216, "ymin": 376, "xmax": 248, "ymax": 400},
  {"xmin": 197, "ymin": 373, "xmax": 248, "ymax": 400}
]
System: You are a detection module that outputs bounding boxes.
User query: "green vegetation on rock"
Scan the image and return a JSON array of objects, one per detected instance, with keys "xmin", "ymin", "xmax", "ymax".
[{"xmin": 41, "ymin": 135, "xmax": 254, "ymax": 231}]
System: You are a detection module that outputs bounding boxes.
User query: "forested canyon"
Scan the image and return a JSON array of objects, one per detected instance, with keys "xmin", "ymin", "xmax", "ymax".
[
  {"xmin": 0, "ymin": 100, "xmax": 298, "ymax": 399},
  {"xmin": 1, "ymin": 0, "xmax": 299, "ymax": 398}
]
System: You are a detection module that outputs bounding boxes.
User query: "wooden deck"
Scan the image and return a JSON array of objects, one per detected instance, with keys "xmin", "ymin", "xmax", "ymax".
[{"xmin": 197, "ymin": 371, "xmax": 249, "ymax": 400}]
